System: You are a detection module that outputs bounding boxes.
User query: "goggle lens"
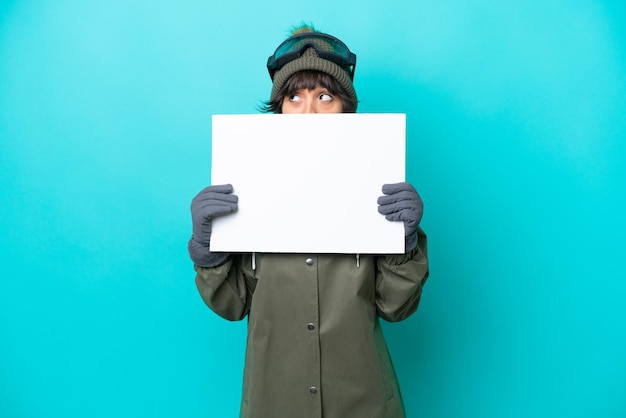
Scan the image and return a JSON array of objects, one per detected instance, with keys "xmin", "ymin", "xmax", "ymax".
[{"xmin": 267, "ymin": 33, "xmax": 357, "ymax": 80}]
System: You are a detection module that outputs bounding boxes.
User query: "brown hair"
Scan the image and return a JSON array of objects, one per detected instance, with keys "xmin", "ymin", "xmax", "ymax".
[{"xmin": 260, "ymin": 70, "xmax": 358, "ymax": 114}]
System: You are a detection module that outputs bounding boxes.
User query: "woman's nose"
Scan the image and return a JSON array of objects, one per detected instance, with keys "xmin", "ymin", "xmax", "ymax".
[{"xmin": 302, "ymin": 99, "xmax": 316, "ymax": 114}]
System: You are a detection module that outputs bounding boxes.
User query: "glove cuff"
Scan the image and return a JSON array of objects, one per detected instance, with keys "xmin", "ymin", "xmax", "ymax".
[
  {"xmin": 405, "ymin": 231, "xmax": 418, "ymax": 253},
  {"xmin": 188, "ymin": 237, "xmax": 230, "ymax": 267}
]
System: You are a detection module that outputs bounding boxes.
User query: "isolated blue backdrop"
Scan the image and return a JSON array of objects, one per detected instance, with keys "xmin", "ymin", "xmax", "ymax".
[{"xmin": 1, "ymin": 1, "xmax": 625, "ymax": 417}]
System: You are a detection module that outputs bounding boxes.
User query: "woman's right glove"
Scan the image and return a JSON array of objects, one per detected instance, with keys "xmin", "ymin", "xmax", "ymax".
[{"xmin": 188, "ymin": 184, "xmax": 238, "ymax": 267}]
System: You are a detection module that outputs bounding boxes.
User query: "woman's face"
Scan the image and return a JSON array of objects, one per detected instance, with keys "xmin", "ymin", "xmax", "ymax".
[{"xmin": 281, "ymin": 86, "xmax": 343, "ymax": 114}]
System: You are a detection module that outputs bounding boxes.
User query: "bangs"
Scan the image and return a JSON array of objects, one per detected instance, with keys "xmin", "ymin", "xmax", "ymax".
[
  {"xmin": 259, "ymin": 70, "xmax": 358, "ymax": 113},
  {"xmin": 282, "ymin": 71, "xmax": 342, "ymax": 96}
]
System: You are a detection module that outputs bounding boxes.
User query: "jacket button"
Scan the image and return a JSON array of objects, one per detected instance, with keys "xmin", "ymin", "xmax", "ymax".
[
  {"xmin": 309, "ymin": 386, "xmax": 318, "ymax": 394},
  {"xmin": 305, "ymin": 258, "xmax": 314, "ymax": 266},
  {"xmin": 307, "ymin": 323, "xmax": 315, "ymax": 331}
]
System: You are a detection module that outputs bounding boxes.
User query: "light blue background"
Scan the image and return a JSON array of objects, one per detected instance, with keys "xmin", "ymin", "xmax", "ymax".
[{"xmin": 1, "ymin": 1, "xmax": 625, "ymax": 417}]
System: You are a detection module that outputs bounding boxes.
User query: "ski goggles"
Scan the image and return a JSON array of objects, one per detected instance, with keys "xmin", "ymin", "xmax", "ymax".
[{"xmin": 267, "ymin": 32, "xmax": 357, "ymax": 80}]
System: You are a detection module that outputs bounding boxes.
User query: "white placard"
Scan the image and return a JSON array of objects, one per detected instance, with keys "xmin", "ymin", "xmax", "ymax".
[{"xmin": 210, "ymin": 113, "xmax": 406, "ymax": 254}]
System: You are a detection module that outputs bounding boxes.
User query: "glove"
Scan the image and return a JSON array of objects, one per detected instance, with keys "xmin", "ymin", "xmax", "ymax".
[
  {"xmin": 377, "ymin": 182, "xmax": 423, "ymax": 251},
  {"xmin": 188, "ymin": 184, "xmax": 238, "ymax": 266}
]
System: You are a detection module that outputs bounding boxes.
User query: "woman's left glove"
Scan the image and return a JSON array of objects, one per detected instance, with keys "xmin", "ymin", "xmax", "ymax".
[{"xmin": 377, "ymin": 182, "xmax": 423, "ymax": 251}]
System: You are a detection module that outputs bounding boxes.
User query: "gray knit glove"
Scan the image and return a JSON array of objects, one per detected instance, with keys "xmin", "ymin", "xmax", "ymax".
[
  {"xmin": 377, "ymin": 182, "xmax": 423, "ymax": 252},
  {"xmin": 188, "ymin": 184, "xmax": 238, "ymax": 267}
]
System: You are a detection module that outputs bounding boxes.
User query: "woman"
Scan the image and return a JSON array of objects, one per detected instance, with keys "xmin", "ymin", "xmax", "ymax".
[{"xmin": 188, "ymin": 24, "xmax": 429, "ymax": 418}]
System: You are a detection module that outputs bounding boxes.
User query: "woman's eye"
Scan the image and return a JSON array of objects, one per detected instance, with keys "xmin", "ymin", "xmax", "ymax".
[
  {"xmin": 319, "ymin": 93, "xmax": 333, "ymax": 102},
  {"xmin": 289, "ymin": 94, "xmax": 301, "ymax": 102}
]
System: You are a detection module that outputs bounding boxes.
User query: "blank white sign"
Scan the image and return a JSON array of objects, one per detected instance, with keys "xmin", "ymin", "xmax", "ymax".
[{"xmin": 210, "ymin": 113, "xmax": 406, "ymax": 254}]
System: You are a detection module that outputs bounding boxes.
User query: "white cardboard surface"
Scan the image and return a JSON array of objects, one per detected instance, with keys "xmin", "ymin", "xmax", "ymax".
[{"xmin": 210, "ymin": 113, "xmax": 406, "ymax": 254}]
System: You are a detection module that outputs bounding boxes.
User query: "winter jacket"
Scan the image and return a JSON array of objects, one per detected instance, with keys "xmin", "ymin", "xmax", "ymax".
[{"xmin": 194, "ymin": 227, "xmax": 429, "ymax": 418}]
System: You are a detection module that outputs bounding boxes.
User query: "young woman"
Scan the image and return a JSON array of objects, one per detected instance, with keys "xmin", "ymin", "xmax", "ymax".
[{"xmin": 188, "ymin": 25, "xmax": 429, "ymax": 418}]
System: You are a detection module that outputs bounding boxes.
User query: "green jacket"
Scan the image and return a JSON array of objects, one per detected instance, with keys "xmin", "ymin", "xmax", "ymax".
[{"xmin": 194, "ymin": 227, "xmax": 429, "ymax": 418}]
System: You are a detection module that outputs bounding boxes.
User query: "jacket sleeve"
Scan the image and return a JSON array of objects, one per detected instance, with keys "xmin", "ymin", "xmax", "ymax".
[
  {"xmin": 375, "ymin": 226, "xmax": 429, "ymax": 322},
  {"xmin": 194, "ymin": 254, "xmax": 256, "ymax": 321}
]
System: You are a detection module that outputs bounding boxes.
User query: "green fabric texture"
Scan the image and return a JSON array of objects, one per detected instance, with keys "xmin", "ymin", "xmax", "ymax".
[{"xmin": 193, "ymin": 227, "xmax": 429, "ymax": 418}]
